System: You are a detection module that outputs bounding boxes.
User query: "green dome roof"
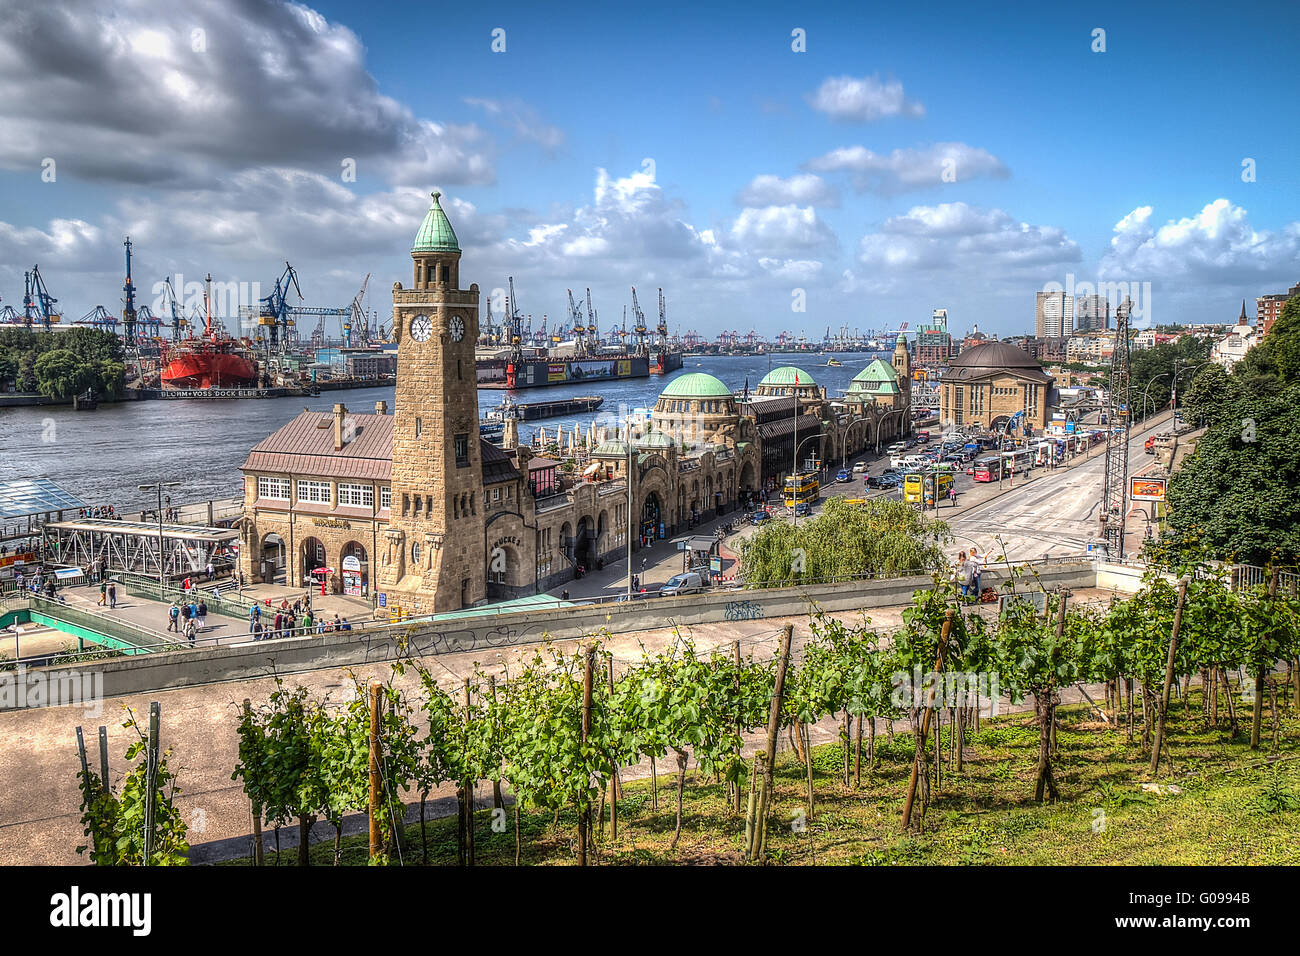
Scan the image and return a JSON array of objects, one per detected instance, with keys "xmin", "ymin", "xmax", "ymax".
[
  {"xmin": 850, "ymin": 358, "xmax": 899, "ymax": 383},
  {"xmin": 412, "ymin": 191, "xmax": 460, "ymax": 253},
  {"xmin": 636, "ymin": 430, "xmax": 675, "ymax": 448},
  {"xmin": 592, "ymin": 439, "xmax": 630, "ymax": 456},
  {"xmin": 660, "ymin": 372, "xmax": 732, "ymax": 398},
  {"xmin": 758, "ymin": 366, "xmax": 816, "ymax": 388}
]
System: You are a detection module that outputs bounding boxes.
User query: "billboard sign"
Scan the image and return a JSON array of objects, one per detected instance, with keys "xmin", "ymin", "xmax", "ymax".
[{"xmin": 1130, "ymin": 476, "xmax": 1166, "ymax": 501}]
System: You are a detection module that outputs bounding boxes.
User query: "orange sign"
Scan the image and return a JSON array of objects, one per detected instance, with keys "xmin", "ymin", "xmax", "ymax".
[{"xmin": 1130, "ymin": 477, "xmax": 1166, "ymax": 501}]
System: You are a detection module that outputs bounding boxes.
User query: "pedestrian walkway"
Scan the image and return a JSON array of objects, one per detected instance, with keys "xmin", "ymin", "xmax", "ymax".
[{"xmin": 56, "ymin": 583, "xmax": 246, "ymax": 650}]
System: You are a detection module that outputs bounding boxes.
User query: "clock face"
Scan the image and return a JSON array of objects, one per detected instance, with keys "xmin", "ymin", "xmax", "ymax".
[
  {"xmin": 449, "ymin": 315, "xmax": 465, "ymax": 342},
  {"xmin": 409, "ymin": 314, "xmax": 432, "ymax": 342}
]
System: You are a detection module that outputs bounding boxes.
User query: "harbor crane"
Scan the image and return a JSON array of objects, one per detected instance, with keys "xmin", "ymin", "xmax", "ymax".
[
  {"xmin": 78, "ymin": 306, "xmax": 118, "ymax": 332},
  {"xmin": 159, "ymin": 277, "xmax": 186, "ymax": 340},
  {"xmin": 585, "ymin": 288, "xmax": 600, "ymax": 349},
  {"xmin": 630, "ymin": 286, "xmax": 648, "ymax": 353},
  {"xmin": 657, "ymin": 288, "xmax": 668, "ymax": 349},
  {"xmin": 23, "ymin": 265, "xmax": 59, "ymax": 330}
]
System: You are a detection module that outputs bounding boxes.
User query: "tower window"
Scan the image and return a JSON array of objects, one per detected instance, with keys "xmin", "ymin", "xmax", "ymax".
[
  {"xmin": 455, "ymin": 433, "xmax": 469, "ymax": 466},
  {"xmin": 458, "ymin": 359, "xmax": 462, "ymax": 381},
  {"xmin": 415, "ymin": 418, "xmax": 422, "ymax": 438}
]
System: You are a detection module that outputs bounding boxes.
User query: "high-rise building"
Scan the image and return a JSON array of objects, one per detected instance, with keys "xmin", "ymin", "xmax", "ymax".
[
  {"xmin": 1035, "ymin": 291, "xmax": 1074, "ymax": 338},
  {"xmin": 1257, "ymin": 281, "xmax": 1299, "ymax": 336},
  {"xmin": 1074, "ymin": 294, "xmax": 1109, "ymax": 332}
]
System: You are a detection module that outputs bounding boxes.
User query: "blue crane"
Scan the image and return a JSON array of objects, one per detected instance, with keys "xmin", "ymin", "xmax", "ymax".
[{"xmin": 23, "ymin": 265, "xmax": 58, "ymax": 330}]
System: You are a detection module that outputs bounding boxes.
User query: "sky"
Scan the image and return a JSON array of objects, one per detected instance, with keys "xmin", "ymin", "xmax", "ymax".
[{"xmin": 0, "ymin": 0, "xmax": 1297, "ymax": 341}]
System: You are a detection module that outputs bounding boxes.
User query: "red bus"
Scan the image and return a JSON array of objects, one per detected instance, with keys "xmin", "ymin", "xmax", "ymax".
[{"xmin": 971, "ymin": 456, "xmax": 1004, "ymax": 482}]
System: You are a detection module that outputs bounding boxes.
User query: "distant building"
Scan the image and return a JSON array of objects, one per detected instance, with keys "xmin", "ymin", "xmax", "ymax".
[
  {"xmin": 939, "ymin": 341, "xmax": 1054, "ymax": 433},
  {"xmin": 1211, "ymin": 301, "xmax": 1261, "ymax": 370},
  {"xmin": 914, "ymin": 309, "xmax": 956, "ymax": 366},
  {"xmin": 960, "ymin": 323, "xmax": 993, "ymax": 352},
  {"xmin": 1257, "ymin": 281, "xmax": 1299, "ymax": 336},
  {"xmin": 1035, "ymin": 291, "xmax": 1074, "ymax": 338},
  {"xmin": 1074, "ymin": 294, "xmax": 1109, "ymax": 332}
]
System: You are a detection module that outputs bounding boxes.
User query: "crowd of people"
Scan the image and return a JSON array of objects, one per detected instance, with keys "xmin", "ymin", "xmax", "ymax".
[
  {"xmin": 246, "ymin": 598, "xmax": 353, "ymax": 641},
  {"xmin": 166, "ymin": 597, "xmax": 208, "ymax": 644}
]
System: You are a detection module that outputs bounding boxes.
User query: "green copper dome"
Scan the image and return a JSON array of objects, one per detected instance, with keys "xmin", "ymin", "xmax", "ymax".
[
  {"xmin": 758, "ymin": 366, "xmax": 816, "ymax": 388},
  {"xmin": 660, "ymin": 372, "xmax": 732, "ymax": 398},
  {"xmin": 636, "ymin": 430, "xmax": 675, "ymax": 448},
  {"xmin": 412, "ymin": 191, "xmax": 460, "ymax": 253},
  {"xmin": 592, "ymin": 439, "xmax": 630, "ymax": 457}
]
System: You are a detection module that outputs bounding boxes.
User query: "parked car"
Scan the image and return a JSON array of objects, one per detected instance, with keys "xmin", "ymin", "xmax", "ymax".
[
  {"xmin": 750, "ymin": 510, "xmax": 772, "ymax": 525},
  {"xmin": 835, "ymin": 469, "xmax": 852, "ymax": 483},
  {"xmin": 660, "ymin": 571, "xmax": 705, "ymax": 597},
  {"xmin": 852, "ymin": 461, "xmax": 869, "ymax": 474},
  {"xmin": 794, "ymin": 501, "xmax": 812, "ymax": 517}
]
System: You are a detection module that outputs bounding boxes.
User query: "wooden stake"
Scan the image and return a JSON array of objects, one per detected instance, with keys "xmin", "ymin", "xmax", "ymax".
[
  {"xmin": 368, "ymin": 681, "xmax": 382, "ymax": 860},
  {"xmin": 752, "ymin": 624, "xmax": 794, "ymax": 861},
  {"xmin": 902, "ymin": 611, "xmax": 952, "ymax": 830},
  {"xmin": 1150, "ymin": 578, "xmax": 1188, "ymax": 774},
  {"xmin": 578, "ymin": 643, "xmax": 595, "ymax": 866}
]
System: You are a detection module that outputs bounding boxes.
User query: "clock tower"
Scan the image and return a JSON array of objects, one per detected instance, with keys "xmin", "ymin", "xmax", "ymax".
[{"xmin": 382, "ymin": 191, "xmax": 484, "ymax": 613}]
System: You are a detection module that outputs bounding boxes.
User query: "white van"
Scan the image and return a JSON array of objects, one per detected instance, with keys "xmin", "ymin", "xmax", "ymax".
[
  {"xmin": 660, "ymin": 571, "xmax": 705, "ymax": 597},
  {"xmin": 852, "ymin": 461, "xmax": 868, "ymax": 474},
  {"xmin": 887, "ymin": 442, "xmax": 907, "ymax": 455}
]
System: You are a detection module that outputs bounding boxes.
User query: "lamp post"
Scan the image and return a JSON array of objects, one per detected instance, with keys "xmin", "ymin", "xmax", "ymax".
[
  {"xmin": 841, "ymin": 415, "xmax": 871, "ymax": 470},
  {"xmin": 138, "ymin": 482, "xmax": 182, "ymax": 589},
  {"xmin": 626, "ymin": 427, "xmax": 634, "ymax": 600},
  {"xmin": 792, "ymin": 432, "xmax": 823, "ymax": 528},
  {"xmin": 1139, "ymin": 373, "xmax": 1169, "ymax": 425},
  {"xmin": 875, "ymin": 407, "xmax": 906, "ymax": 454}
]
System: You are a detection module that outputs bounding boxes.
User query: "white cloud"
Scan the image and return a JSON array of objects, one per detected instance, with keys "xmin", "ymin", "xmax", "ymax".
[
  {"xmin": 806, "ymin": 75, "xmax": 924, "ymax": 122},
  {"xmin": 731, "ymin": 205, "xmax": 837, "ymax": 255},
  {"xmin": 855, "ymin": 202, "xmax": 1080, "ymax": 285},
  {"xmin": 807, "ymin": 143, "xmax": 1009, "ymax": 194},
  {"xmin": 737, "ymin": 173, "xmax": 838, "ymax": 207},
  {"xmin": 1099, "ymin": 199, "xmax": 1300, "ymax": 284},
  {"xmin": 758, "ymin": 258, "xmax": 824, "ymax": 282},
  {"xmin": 0, "ymin": 0, "xmax": 494, "ymax": 187}
]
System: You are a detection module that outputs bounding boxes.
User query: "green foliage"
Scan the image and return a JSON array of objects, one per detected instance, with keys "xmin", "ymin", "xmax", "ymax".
[
  {"xmin": 739, "ymin": 496, "xmax": 951, "ymax": 587},
  {"xmin": 77, "ymin": 709, "xmax": 189, "ymax": 865},
  {"xmin": 0, "ymin": 328, "xmax": 124, "ymax": 395}
]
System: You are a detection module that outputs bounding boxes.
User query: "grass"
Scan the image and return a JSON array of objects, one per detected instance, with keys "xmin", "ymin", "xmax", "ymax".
[{"xmin": 221, "ymin": 688, "xmax": 1300, "ymax": 866}]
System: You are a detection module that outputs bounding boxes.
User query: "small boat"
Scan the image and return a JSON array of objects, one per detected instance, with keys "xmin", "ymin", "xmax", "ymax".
[{"xmin": 825, "ymin": 357, "xmax": 842, "ymax": 367}]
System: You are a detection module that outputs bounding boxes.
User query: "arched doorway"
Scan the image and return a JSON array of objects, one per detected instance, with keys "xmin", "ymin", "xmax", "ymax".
[
  {"xmin": 575, "ymin": 516, "xmax": 596, "ymax": 572},
  {"xmin": 739, "ymin": 461, "xmax": 756, "ymax": 504},
  {"xmin": 596, "ymin": 510, "xmax": 609, "ymax": 557},
  {"xmin": 559, "ymin": 521, "xmax": 574, "ymax": 563},
  {"xmin": 259, "ymin": 533, "xmax": 286, "ymax": 584},
  {"xmin": 341, "ymin": 541, "xmax": 368, "ymax": 596},
  {"xmin": 641, "ymin": 492, "xmax": 662, "ymax": 547},
  {"xmin": 300, "ymin": 536, "xmax": 327, "ymax": 588}
]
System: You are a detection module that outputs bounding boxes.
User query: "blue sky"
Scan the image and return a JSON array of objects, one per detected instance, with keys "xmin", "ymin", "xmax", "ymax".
[{"xmin": 1, "ymin": 0, "xmax": 1296, "ymax": 339}]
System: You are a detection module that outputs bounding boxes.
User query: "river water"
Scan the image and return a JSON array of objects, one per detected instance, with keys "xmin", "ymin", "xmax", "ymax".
[{"xmin": 4, "ymin": 353, "xmax": 887, "ymax": 512}]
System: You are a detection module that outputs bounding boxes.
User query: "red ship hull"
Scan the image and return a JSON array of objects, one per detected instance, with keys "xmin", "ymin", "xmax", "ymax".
[{"xmin": 161, "ymin": 346, "xmax": 258, "ymax": 389}]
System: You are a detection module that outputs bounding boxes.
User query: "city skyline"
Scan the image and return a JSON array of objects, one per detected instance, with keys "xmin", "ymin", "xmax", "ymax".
[{"xmin": 1, "ymin": 0, "xmax": 1298, "ymax": 338}]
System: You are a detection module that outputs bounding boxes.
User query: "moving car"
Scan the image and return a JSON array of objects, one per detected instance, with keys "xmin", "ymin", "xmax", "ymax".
[
  {"xmin": 750, "ymin": 510, "xmax": 772, "ymax": 525},
  {"xmin": 835, "ymin": 469, "xmax": 852, "ymax": 483},
  {"xmin": 852, "ymin": 461, "xmax": 869, "ymax": 474},
  {"xmin": 794, "ymin": 501, "xmax": 812, "ymax": 517},
  {"xmin": 660, "ymin": 571, "xmax": 705, "ymax": 597}
]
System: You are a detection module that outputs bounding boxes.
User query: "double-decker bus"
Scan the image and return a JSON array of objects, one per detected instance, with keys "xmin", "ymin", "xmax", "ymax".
[
  {"xmin": 971, "ymin": 456, "xmax": 1004, "ymax": 482},
  {"xmin": 904, "ymin": 471, "xmax": 955, "ymax": 504},
  {"xmin": 783, "ymin": 472, "xmax": 820, "ymax": 508}
]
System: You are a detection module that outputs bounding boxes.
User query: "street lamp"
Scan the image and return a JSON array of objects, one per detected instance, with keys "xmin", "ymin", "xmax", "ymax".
[
  {"xmin": 138, "ymin": 482, "xmax": 182, "ymax": 589},
  {"xmin": 841, "ymin": 415, "xmax": 871, "ymax": 470},
  {"xmin": 875, "ymin": 408, "xmax": 907, "ymax": 454},
  {"xmin": 1139, "ymin": 373, "xmax": 1169, "ymax": 424},
  {"xmin": 792, "ymin": 432, "xmax": 824, "ymax": 528}
]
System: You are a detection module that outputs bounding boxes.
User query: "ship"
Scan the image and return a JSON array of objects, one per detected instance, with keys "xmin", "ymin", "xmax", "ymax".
[
  {"xmin": 160, "ymin": 273, "xmax": 260, "ymax": 389},
  {"xmin": 486, "ymin": 395, "xmax": 604, "ymax": 422}
]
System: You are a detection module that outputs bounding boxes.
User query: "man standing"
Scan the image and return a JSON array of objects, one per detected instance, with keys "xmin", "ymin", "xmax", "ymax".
[
  {"xmin": 168, "ymin": 601, "xmax": 180, "ymax": 632},
  {"xmin": 107, "ymin": 581, "xmax": 117, "ymax": 609},
  {"xmin": 97, "ymin": 578, "xmax": 107, "ymax": 607},
  {"xmin": 185, "ymin": 617, "xmax": 197, "ymax": 645},
  {"xmin": 248, "ymin": 604, "xmax": 260, "ymax": 634},
  {"xmin": 969, "ymin": 547, "xmax": 984, "ymax": 599},
  {"xmin": 197, "ymin": 598, "xmax": 207, "ymax": 631}
]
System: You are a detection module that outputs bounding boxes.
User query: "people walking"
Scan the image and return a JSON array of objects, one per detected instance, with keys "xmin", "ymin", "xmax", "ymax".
[
  {"xmin": 248, "ymin": 604, "xmax": 260, "ymax": 634},
  {"xmin": 273, "ymin": 611, "xmax": 283, "ymax": 640},
  {"xmin": 206, "ymin": 562, "xmax": 214, "ymax": 582},
  {"xmin": 97, "ymin": 579, "xmax": 107, "ymax": 606},
  {"xmin": 197, "ymin": 599, "xmax": 207, "ymax": 631},
  {"xmin": 185, "ymin": 617, "xmax": 197, "ymax": 645},
  {"xmin": 952, "ymin": 551, "xmax": 967, "ymax": 598},
  {"xmin": 107, "ymin": 582, "xmax": 117, "ymax": 609},
  {"xmin": 180, "ymin": 601, "xmax": 192, "ymax": 632},
  {"xmin": 168, "ymin": 601, "xmax": 180, "ymax": 632},
  {"xmin": 969, "ymin": 547, "xmax": 984, "ymax": 598}
]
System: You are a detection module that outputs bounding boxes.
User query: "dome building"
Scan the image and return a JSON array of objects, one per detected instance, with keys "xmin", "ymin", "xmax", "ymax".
[
  {"xmin": 938, "ymin": 340, "xmax": 1054, "ymax": 432},
  {"xmin": 753, "ymin": 366, "xmax": 821, "ymax": 401}
]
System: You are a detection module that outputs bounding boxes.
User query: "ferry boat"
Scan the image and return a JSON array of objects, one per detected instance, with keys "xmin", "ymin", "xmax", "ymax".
[{"xmin": 486, "ymin": 395, "xmax": 604, "ymax": 422}]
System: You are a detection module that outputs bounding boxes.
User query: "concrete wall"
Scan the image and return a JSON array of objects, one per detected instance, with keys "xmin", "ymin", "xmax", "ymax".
[{"xmin": 3, "ymin": 560, "xmax": 1098, "ymax": 707}]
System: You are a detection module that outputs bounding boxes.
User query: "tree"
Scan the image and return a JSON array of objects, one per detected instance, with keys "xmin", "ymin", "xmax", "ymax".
[
  {"xmin": 34, "ymin": 349, "xmax": 95, "ymax": 399},
  {"xmin": 739, "ymin": 496, "xmax": 951, "ymax": 586},
  {"xmin": 1163, "ymin": 384, "xmax": 1300, "ymax": 564}
]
